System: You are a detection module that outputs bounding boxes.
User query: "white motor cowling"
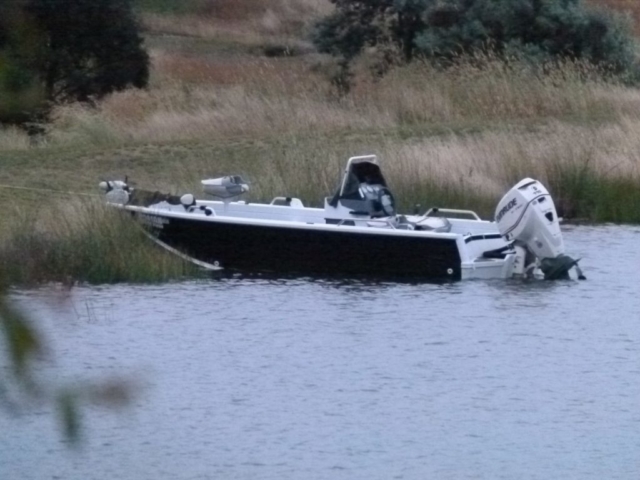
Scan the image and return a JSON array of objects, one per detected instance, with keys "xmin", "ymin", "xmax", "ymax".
[
  {"xmin": 496, "ymin": 178, "xmax": 563, "ymax": 259},
  {"xmin": 202, "ymin": 175, "xmax": 249, "ymax": 200},
  {"xmin": 99, "ymin": 179, "xmax": 130, "ymax": 205},
  {"xmin": 496, "ymin": 178, "xmax": 584, "ymax": 280}
]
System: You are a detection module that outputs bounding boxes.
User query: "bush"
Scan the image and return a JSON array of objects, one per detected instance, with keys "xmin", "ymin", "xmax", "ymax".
[
  {"xmin": 313, "ymin": 0, "xmax": 429, "ymax": 61},
  {"xmin": 313, "ymin": 0, "xmax": 639, "ymax": 80},
  {"xmin": 415, "ymin": 0, "xmax": 637, "ymax": 74}
]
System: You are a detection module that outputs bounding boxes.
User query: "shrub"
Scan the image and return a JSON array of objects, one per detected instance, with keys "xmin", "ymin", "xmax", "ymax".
[
  {"xmin": 415, "ymin": 0, "xmax": 637, "ymax": 75},
  {"xmin": 313, "ymin": 0, "xmax": 429, "ymax": 61},
  {"xmin": 313, "ymin": 0, "xmax": 639, "ymax": 80}
]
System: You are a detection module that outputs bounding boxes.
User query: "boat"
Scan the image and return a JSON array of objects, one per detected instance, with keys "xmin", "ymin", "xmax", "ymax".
[{"xmin": 99, "ymin": 155, "xmax": 585, "ymax": 281}]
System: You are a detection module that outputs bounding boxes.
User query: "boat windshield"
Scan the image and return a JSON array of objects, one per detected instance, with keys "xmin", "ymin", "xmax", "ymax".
[{"xmin": 331, "ymin": 161, "xmax": 389, "ymax": 205}]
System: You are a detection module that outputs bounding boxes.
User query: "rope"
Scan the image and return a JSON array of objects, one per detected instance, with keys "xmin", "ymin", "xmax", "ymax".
[{"xmin": 0, "ymin": 183, "xmax": 100, "ymax": 198}]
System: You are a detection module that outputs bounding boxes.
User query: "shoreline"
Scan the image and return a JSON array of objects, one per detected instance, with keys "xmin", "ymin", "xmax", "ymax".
[{"xmin": 2, "ymin": 1, "xmax": 640, "ymax": 284}]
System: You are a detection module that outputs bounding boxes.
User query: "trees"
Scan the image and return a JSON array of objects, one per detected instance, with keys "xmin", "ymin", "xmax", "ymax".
[
  {"xmin": 27, "ymin": 0, "xmax": 149, "ymax": 103},
  {"xmin": 0, "ymin": 0, "xmax": 149, "ymax": 125},
  {"xmin": 0, "ymin": 0, "xmax": 46, "ymax": 124},
  {"xmin": 414, "ymin": 0, "xmax": 637, "ymax": 74},
  {"xmin": 313, "ymin": 0, "xmax": 431, "ymax": 62},
  {"xmin": 313, "ymin": 0, "xmax": 638, "ymax": 78}
]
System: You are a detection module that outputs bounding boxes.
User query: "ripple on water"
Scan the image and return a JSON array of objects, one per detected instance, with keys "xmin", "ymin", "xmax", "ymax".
[{"xmin": 3, "ymin": 225, "xmax": 640, "ymax": 480}]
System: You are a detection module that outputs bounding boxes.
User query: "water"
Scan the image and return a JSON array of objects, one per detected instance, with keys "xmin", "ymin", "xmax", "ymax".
[{"xmin": 2, "ymin": 225, "xmax": 640, "ymax": 480}]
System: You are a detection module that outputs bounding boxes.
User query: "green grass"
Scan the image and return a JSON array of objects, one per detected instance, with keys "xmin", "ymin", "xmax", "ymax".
[
  {"xmin": 0, "ymin": 202, "xmax": 198, "ymax": 285},
  {"xmin": 548, "ymin": 171, "xmax": 640, "ymax": 223},
  {"xmin": 2, "ymin": 119, "xmax": 639, "ymax": 285}
]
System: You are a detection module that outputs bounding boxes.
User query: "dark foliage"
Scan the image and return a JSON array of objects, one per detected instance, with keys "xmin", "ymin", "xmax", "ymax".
[
  {"xmin": 0, "ymin": 0, "xmax": 46, "ymax": 124},
  {"xmin": 0, "ymin": 0, "xmax": 149, "ymax": 125},
  {"xmin": 313, "ymin": 0, "xmax": 638, "ymax": 79},
  {"xmin": 415, "ymin": 0, "xmax": 637, "ymax": 75},
  {"xmin": 313, "ymin": 0, "xmax": 430, "ymax": 62},
  {"xmin": 27, "ymin": 0, "xmax": 149, "ymax": 102}
]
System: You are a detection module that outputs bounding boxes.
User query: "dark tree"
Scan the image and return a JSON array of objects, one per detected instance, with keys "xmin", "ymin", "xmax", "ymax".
[
  {"xmin": 0, "ymin": 0, "xmax": 47, "ymax": 124},
  {"xmin": 27, "ymin": 0, "xmax": 149, "ymax": 103},
  {"xmin": 0, "ymin": 0, "xmax": 149, "ymax": 125},
  {"xmin": 313, "ymin": 0, "xmax": 431, "ymax": 62}
]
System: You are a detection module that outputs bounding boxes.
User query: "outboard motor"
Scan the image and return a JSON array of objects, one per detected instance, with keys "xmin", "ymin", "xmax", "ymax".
[{"xmin": 496, "ymin": 178, "xmax": 585, "ymax": 280}]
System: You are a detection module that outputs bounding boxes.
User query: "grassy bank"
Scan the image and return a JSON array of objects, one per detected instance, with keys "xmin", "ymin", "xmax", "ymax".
[
  {"xmin": 0, "ymin": 200, "xmax": 196, "ymax": 285},
  {"xmin": 1, "ymin": 0, "xmax": 640, "ymax": 284}
]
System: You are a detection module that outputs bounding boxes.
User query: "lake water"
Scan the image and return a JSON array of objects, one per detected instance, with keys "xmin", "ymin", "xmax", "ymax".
[{"xmin": 2, "ymin": 225, "xmax": 640, "ymax": 480}]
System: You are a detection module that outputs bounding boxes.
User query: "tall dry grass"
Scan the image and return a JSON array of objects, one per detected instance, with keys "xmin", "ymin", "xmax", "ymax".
[
  {"xmin": 2, "ymin": 51, "xmax": 639, "ymax": 224},
  {"xmin": 34, "ymin": 56, "xmax": 639, "ymax": 149},
  {"xmin": 0, "ymin": 126, "xmax": 31, "ymax": 151},
  {"xmin": 96, "ymin": 119, "xmax": 640, "ymax": 222},
  {"xmin": 377, "ymin": 120, "xmax": 640, "ymax": 220}
]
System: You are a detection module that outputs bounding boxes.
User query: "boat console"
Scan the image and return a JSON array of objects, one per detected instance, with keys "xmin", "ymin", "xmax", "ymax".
[{"xmin": 325, "ymin": 155, "xmax": 396, "ymax": 219}]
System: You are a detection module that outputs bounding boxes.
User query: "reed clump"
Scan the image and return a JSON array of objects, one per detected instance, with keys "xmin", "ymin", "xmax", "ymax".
[
  {"xmin": 0, "ymin": 200, "xmax": 197, "ymax": 285},
  {"xmin": 0, "ymin": 126, "xmax": 32, "ymax": 151},
  {"xmin": 112, "ymin": 121, "xmax": 639, "ymax": 223},
  {"xmin": 374, "ymin": 123, "xmax": 640, "ymax": 222}
]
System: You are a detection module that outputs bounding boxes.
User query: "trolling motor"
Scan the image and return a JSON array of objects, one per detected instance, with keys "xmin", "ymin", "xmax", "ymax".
[
  {"xmin": 99, "ymin": 179, "xmax": 131, "ymax": 204},
  {"xmin": 495, "ymin": 178, "xmax": 585, "ymax": 280},
  {"xmin": 202, "ymin": 175, "xmax": 249, "ymax": 200}
]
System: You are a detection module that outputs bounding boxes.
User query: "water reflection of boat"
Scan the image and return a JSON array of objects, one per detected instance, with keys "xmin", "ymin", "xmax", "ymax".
[{"xmin": 100, "ymin": 155, "xmax": 584, "ymax": 281}]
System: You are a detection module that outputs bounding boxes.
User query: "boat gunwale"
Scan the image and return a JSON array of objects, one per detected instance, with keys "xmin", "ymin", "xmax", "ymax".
[{"xmin": 119, "ymin": 203, "xmax": 484, "ymax": 241}]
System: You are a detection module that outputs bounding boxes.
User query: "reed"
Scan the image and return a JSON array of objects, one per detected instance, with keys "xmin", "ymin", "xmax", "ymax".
[
  {"xmin": 126, "ymin": 122, "xmax": 639, "ymax": 222},
  {"xmin": 349, "ymin": 55, "xmax": 620, "ymax": 124},
  {"xmin": 30, "ymin": 55, "xmax": 633, "ymax": 151},
  {"xmin": 0, "ymin": 126, "xmax": 32, "ymax": 151},
  {"xmin": 0, "ymin": 200, "xmax": 197, "ymax": 285}
]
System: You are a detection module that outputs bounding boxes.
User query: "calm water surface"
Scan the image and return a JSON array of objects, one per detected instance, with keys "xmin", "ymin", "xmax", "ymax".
[{"xmin": 2, "ymin": 225, "xmax": 640, "ymax": 480}]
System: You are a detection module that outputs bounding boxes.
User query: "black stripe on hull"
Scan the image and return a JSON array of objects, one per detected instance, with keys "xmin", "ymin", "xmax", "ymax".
[
  {"xmin": 138, "ymin": 213, "xmax": 462, "ymax": 280},
  {"xmin": 464, "ymin": 233, "xmax": 503, "ymax": 243}
]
